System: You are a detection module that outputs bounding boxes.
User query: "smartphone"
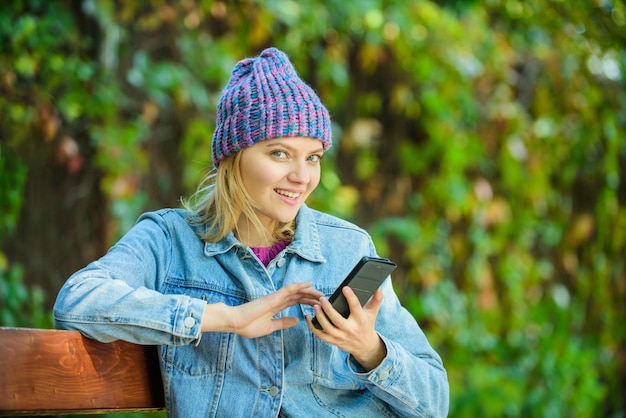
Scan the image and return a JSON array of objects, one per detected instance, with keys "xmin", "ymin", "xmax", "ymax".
[{"xmin": 312, "ymin": 256, "xmax": 397, "ymax": 330}]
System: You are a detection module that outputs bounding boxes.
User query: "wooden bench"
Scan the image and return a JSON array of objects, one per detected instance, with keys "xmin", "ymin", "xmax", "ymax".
[{"xmin": 0, "ymin": 327, "xmax": 165, "ymax": 416}]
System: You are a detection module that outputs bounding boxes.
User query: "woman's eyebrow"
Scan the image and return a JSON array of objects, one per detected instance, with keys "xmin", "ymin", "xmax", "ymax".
[{"xmin": 264, "ymin": 142, "xmax": 324, "ymax": 154}]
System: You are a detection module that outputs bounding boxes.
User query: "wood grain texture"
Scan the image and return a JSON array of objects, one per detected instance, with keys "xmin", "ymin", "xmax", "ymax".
[{"xmin": 0, "ymin": 327, "xmax": 165, "ymax": 416}]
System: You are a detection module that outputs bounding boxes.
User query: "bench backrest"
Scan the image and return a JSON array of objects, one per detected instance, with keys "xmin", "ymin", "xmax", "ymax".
[{"xmin": 0, "ymin": 327, "xmax": 165, "ymax": 416}]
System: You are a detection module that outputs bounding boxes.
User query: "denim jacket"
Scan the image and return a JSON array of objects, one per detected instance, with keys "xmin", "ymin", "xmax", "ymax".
[{"xmin": 53, "ymin": 205, "xmax": 449, "ymax": 417}]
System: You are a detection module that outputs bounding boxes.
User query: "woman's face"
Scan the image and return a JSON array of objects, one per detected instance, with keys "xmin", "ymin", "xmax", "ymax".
[{"xmin": 239, "ymin": 136, "xmax": 324, "ymax": 229}]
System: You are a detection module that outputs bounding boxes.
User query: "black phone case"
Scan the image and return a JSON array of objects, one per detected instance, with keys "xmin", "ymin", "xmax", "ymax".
[{"xmin": 312, "ymin": 256, "xmax": 397, "ymax": 330}]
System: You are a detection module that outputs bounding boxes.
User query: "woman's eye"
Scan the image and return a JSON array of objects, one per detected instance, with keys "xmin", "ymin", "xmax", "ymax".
[
  {"xmin": 308, "ymin": 154, "xmax": 323, "ymax": 163},
  {"xmin": 271, "ymin": 150, "xmax": 288, "ymax": 158}
]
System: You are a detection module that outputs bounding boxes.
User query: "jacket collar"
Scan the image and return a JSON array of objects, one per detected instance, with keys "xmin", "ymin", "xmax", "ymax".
[{"xmin": 288, "ymin": 204, "xmax": 326, "ymax": 263}]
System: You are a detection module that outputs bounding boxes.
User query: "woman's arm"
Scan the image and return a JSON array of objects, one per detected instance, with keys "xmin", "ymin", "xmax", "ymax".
[
  {"xmin": 308, "ymin": 279, "xmax": 450, "ymax": 417},
  {"xmin": 54, "ymin": 211, "xmax": 323, "ymax": 345},
  {"xmin": 53, "ymin": 213, "xmax": 207, "ymax": 345}
]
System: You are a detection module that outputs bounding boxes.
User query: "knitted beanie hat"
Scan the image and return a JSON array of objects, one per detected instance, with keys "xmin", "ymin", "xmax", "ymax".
[{"xmin": 211, "ymin": 47, "xmax": 332, "ymax": 166}]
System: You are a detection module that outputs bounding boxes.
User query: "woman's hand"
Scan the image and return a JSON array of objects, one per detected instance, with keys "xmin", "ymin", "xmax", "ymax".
[
  {"xmin": 201, "ymin": 282, "xmax": 323, "ymax": 338},
  {"xmin": 307, "ymin": 286, "xmax": 387, "ymax": 371}
]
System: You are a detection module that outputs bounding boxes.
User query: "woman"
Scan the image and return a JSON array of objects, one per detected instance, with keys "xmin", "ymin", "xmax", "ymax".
[{"xmin": 54, "ymin": 47, "xmax": 449, "ymax": 417}]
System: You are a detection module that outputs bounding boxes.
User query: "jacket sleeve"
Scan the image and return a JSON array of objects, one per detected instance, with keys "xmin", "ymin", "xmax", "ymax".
[
  {"xmin": 346, "ymin": 278, "xmax": 450, "ymax": 418},
  {"xmin": 53, "ymin": 211, "xmax": 207, "ymax": 346}
]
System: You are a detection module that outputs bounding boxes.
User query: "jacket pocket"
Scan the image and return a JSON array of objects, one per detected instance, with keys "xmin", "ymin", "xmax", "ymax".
[
  {"xmin": 164, "ymin": 331, "xmax": 234, "ymax": 376},
  {"xmin": 163, "ymin": 281, "xmax": 244, "ymax": 376}
]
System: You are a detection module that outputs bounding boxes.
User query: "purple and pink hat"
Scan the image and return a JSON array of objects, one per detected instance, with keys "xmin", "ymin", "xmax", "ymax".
[{"xmin": 211, "ymin": 48, "xmax": 332, "ymax": 166}]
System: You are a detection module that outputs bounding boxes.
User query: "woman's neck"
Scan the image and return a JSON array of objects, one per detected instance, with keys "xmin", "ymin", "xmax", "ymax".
[{"xmin": 235, "ymin": 216, "xmax": 276, "ymax": 247}]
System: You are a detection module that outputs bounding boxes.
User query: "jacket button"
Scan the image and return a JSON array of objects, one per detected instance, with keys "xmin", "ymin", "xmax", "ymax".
[
  {"xmin": 379, "ymin": 370, "xmax": 390, "ymax": 380},
  {"xmin": 184, "ymin": 316, "xmax": 196, "ymax": 329},
  {"xmin": 268, "ymin": 386, "xmax": 279, "ymax": 396},
  {"xmin": 276, "ymin": 258, "xmax": 286, "ymax": 267}
]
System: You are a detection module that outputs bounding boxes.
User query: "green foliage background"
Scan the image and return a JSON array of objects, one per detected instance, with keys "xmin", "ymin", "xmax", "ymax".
[{"xmin": 1, "ymin": 0, "xmax": 625, "ymax": 416}]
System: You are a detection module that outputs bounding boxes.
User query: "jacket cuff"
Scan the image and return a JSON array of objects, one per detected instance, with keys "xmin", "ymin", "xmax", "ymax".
[
  {"xmin": 174, "ymin": 297, "xmax": 207, "ymax": 346},
  {"xmin": 347, "ymin": 333, "xmax": 398, "ymax": 387}
]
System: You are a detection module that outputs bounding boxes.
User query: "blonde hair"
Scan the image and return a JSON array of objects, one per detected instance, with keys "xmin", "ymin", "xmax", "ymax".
[{"xmin": 182, "ymin": 152, "xmax": 295, "ymax": 245}]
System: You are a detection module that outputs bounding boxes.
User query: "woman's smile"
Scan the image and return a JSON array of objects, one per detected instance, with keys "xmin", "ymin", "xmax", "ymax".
[{"xmin": 275, "ymin": 188, "xmax": 303, "ymax": 203}]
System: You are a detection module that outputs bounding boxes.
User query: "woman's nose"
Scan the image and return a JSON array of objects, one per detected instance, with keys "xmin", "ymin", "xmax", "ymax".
[{"xmin": 288, "ymin": 161, "xmax": 310, "ymax": 184}]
